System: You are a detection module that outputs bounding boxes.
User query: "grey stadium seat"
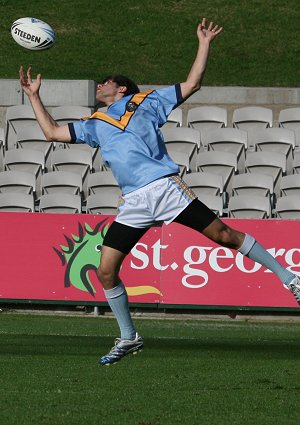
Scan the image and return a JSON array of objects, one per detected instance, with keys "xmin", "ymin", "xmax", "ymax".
[
  {"xmin": 280, "ymin": 174, "xmax": 300, "ymax": 197},
  {"xmin": 4, "ymin": 148, "xmax": 45, "ymax": 198},
  {"xmin": 5, "ymin": 104, "xmax": 39, "ymax": 150},
  {"xmin": 86, "ymin": 193, "xmax": 119, "ymax": 215},
  {"xmin": 205, "ymin": 128, "xmax": 248, "ymax": 172},
  {"xmin": 279, "ymin": 108, "xmax": 300, "ymax": 131},
  {"xmin": 275, "ymin": 195, "xmax": 300, "ymax": 219},
  {"xmin": 0, "ymin": 135, "xmax": 4, "ymax": 171},
  {"xmin": 166, "ymin": 148, "xmax": 190, "ymax": 176},
  {"xmin": 39, "ymin": 193, "xmax": 82, "ymax": 214},
  {"xmin": 66, "ymin": 143, "xmax": 100, "ymax": 172},
  {"xmin": 51, "ymin": 105, "xmax": 92, "ymax": 125},
  {"xmin": 196, "ymin": 151, "xmax": 237, "ymax": 192},
  {"xmin": 187, "ymin": 106, "xmax": 227, "ymax": 131},
  {"xmin": 228, "ymin": 195, "xmax": 272, "ymax": 219},
  {"xmin": 250, "ymin": 128, "xmax": 295, "ymax": 174},
  {"xmin": 163, "ymin": 107, "xmax": 183, "ymax": 129},
  {"xmin": 232, "ymin": 106, "xmax": 273, "ymax": 133},
  {"xmin": 87, "ymin": 171, "xmax": 121, "ymax": 197},
  {"xmin": 231, "ymin": 173, "xmax": 274, "ymax": 207},
  {"xmin": 16, "ymin": 126, "xmax": 53, "ymax": 171},
  {"xmin": 0, "ymin": 170, "xmax": 36, "ymax": 195},
  {"xmin": 162, "ymin": 127, "xmax": 200, "ymax": 171},
  {"xmin": 184, "ymin": 172, "xmax": 225, "ymax": 197},
  {"xmin": 198, "ymin": 194, "xmax": 224, "ymax": 217},
  {"xmin": 0, "ymin": 192, "xmax": 35, "ymax": 212},
  {"xmin": 51, "ymin": 149, "xmax": 93, "ymax": 197},
  {"xmin": 245, "ymin": 151, "xmax": 286, "ymax": 195},
  {"xmin": 41, "ymin": 171, "xmax": 82, "ymax": 196}
]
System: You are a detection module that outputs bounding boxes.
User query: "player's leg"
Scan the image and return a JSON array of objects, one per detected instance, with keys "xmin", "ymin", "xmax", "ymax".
[
  {"xmin": 97, "ymin": 244, "xmax": 136, "ymax": 339},
  {"xmin": 174, "ymin": 199, "xmax": 300, "ymax": 303},
  {"xmin": 96, "ymin": 221, "xmax": 148, "ymax": 365}
]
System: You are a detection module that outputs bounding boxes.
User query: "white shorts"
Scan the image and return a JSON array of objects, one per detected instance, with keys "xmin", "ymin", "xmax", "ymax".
[{"xmin": 116, "ymin": 175, "xmax": 197, "ymax": 228}]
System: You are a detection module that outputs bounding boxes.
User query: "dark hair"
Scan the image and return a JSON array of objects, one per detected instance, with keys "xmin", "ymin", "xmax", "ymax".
[{"xmin": 101, "ymin": 74, "xmax": 140, "ymax": 96}]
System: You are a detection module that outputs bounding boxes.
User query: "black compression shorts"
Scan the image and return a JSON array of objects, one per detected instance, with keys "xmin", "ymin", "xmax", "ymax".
[{"xmin": 102, "ymin": 199, "xmax": 217, "ymax": 254}]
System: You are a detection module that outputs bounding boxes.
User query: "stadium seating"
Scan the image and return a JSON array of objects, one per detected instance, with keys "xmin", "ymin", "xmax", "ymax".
[
  {"xmin": 51, "ymin": 105, "xmax": 92, "ymax": 125},
  {"xmin": 41, "ymin": 171, "xmax": 83, "ymax": 196},
  {"xmin": 86, "ymin": 193, "xmax": 119, "ymax": 215},
  {"xmin": 275, "ymin": 195, "xmax": 300, "ymax": 219},
  {"xmin": 4, "ymin": 148, "xmax": 45, "ymax": 198},
  {"xmin": 3, "ymin": 101, "xmax": 300, "ymax": 220},
  {"xmin": 0, "ymin": 136, "xmax": 4, "ymax": 172},
  {"xmin": 280, "ymin": 174, "xmax": 300, "ymax": 197},
  {"xmin": 232, "ymin": 106, "xmax": 273, "ymax": 133},
  {"xmin": 197, "ymin": 194, "xmax": 224, "ymax": 216},
  {"xmin": 66, "ymin": 143, "xmax": 100, "ymax": 172},
  {"xmin": 196, "ymin": 151, "xmax": 237, "ymax": 192},
  {"xmin": 228, "ymin": 194, "xmax": 272, "ymax": 219},
  {"xmin": 278, "ymin": 108, "xmax": 300, "ymax": 131},
  {"xmin": 51, "ymin": 149, "xmax": 93, "ymax": 197},
  {"xmin": 231, "ymin": 173, "xmax": 274, "ymax": 207},
  {"xmin": 161, "ymin": 127, "xmax": 200, "ymax": 171},
  {"xmin": 0, "ymin": 170, "xmax": 36, "ymax": 196},
  {"xmin": 0, "ymin": 192, "xmax": 35, "ymax": 212},
  {"xmin": 163, "ymin": 107, "xmax": 183, "ymax": 129},
  {"xmin": 39, "ymin": 193, "xmax": 82, "ymax": 213},
  {"xmin": 166, "ymin": 149, "xmax": 190, "ymax": 176},
  {"xmin": 15, "ymin": 126, "xmax": 54, "ymax": 171},
  {"xmin": 292, "ymin": 151, "xmax": 300, "ymax": 174},
  {"xmin": 250, "ymin": 128, "xmax": 295, "ymax": 174},
  {"xmin": 245, "ymin": 151, "xmax": 286, "ymax": 195},
  {"xmin": 161, "ymin": 126, "xmax": 201, "ymax": 150},
  {"xmin": 187, "ymin": 106, "xmax": 227, "ymax": 131},
  {"xmin": 205, "ymin": 128, "xmax": 248, "ymax": 172},
  {"xmin": 184, "ymin": 171, "xmax": 225, "ymax": 197},
  {"xmin": 5, "ymin": 105, "xmax": 39, "ymax": 150},
  {"xmin": 87, "ymin": 171, "xmax": 121, "ymax": 197}
]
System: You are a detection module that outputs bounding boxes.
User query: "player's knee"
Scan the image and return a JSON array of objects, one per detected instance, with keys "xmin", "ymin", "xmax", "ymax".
[
  {"xmin": 96, "ymin": 264, "xmax": 115, "ymax": 287},
  {"xmin": 215, "ymin": 225, "xmax": 244, "ymax": 249}
]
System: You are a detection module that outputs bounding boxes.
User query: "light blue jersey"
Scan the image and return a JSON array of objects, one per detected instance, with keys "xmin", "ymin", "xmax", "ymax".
[{"xmin": 69, "ymin": 84, "xmax": 182, "ymax": 194}]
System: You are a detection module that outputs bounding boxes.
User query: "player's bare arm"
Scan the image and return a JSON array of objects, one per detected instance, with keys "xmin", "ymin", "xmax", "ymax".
[
  {"xmin": 180, "ymin": 18, "xmax": 223, "ymax": 100},
  {"xmin": 19, "ymin": 65, "xmax": 72, "ymax": 143}
]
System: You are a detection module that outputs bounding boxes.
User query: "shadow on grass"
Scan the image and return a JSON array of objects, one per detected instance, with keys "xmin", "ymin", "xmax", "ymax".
[
  {"xmin": 0, "ymin": 334, "xmax": 300, "ymax": 359},
  {"xmin": 148, "ymin": 337, "xmax": 300, "ymax": 359}
]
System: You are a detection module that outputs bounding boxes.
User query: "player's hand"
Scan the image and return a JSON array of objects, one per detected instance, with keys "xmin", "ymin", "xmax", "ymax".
[
  {"xmin": 197, "ymin": 18, "xmax": 223, "ymax": 44},
  {"xmin": 19, "ymin": 66, "xmax": 41, "ymax": 97}
]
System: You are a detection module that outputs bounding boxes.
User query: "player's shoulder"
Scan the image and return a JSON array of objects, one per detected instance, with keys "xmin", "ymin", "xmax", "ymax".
[{"xmin": 153, "ymin": 84, "xmax": 180, "ymax": 97}]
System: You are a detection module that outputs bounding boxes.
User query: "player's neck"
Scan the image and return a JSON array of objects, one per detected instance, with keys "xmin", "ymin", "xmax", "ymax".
[{"xmin": 104, "ymin": 92, "xmax": 125, "ymax": 107}]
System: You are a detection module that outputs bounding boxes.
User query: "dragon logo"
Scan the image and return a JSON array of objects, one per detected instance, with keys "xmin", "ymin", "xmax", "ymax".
[{"xmin": 53, "ymin": 219, "xmax": 161, "ymax": 298}]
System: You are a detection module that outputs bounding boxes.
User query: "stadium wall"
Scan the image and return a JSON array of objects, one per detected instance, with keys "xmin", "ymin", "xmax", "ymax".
[{"xmin": 0, "ymin": 212, "xmax": 299, "ymax": 313}]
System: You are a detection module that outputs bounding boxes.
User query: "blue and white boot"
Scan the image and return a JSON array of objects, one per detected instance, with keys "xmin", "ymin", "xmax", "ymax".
[
  {"xmin": 287, "ymin": 276, "xmax": 300, "ymax": 305},
  {"xmin": 99, "ymin": 333, "xmax": 144, "ymax": 366}
]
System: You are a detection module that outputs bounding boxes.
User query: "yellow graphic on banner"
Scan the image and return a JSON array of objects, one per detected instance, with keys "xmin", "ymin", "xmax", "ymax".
[{"xmin": 126, "ymin": 286, "xmax": 162, "ymax": 296}]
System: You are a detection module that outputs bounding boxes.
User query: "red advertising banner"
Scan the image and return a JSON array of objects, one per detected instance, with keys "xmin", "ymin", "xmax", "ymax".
[{"xmin": 0, "ymin": 212, "xmax": 299, "ymax": 309}]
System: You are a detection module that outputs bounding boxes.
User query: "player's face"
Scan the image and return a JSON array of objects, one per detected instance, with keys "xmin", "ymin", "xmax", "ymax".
[{"xmin": 96, "ymin": 79, "xmax": 120, "ymax": 103}]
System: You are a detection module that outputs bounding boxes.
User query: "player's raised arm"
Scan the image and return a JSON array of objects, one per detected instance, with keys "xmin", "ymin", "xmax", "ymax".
[
  {"xmin": 19, "ymin": 66, "xmax": 72, "ymax": 143},
  {"xmin": 180, "ymin": 18, "xmax": 223, "ymax": 101}
]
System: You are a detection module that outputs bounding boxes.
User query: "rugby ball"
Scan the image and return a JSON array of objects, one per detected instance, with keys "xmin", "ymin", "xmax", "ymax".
[{"xmin": 11, "ymin": 17, "xmax": 56, "ymax": 50}]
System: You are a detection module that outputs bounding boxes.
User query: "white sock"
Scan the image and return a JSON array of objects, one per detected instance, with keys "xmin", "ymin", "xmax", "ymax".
[
  {"xmin": 239, "ymin": 234, "xmax": 295, "ymax": 286},
  {"xmin": 104, "ymin": 281, "xmax": 136, "ymax": 340}
]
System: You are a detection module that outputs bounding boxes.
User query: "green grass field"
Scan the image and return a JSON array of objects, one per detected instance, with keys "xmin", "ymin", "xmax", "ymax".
[
  {"xmin": 1, "ymin": 0, "xmax": 300, "ymax": 86},
  {"xmin": 1, "ymin": 313, "xmax": 300, "ymax": 425}
]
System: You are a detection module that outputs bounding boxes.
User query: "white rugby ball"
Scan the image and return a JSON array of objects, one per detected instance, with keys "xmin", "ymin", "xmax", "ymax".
[{"xmin": 11, "ymin": 17, "xmax": 56, "ymax": 50}]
